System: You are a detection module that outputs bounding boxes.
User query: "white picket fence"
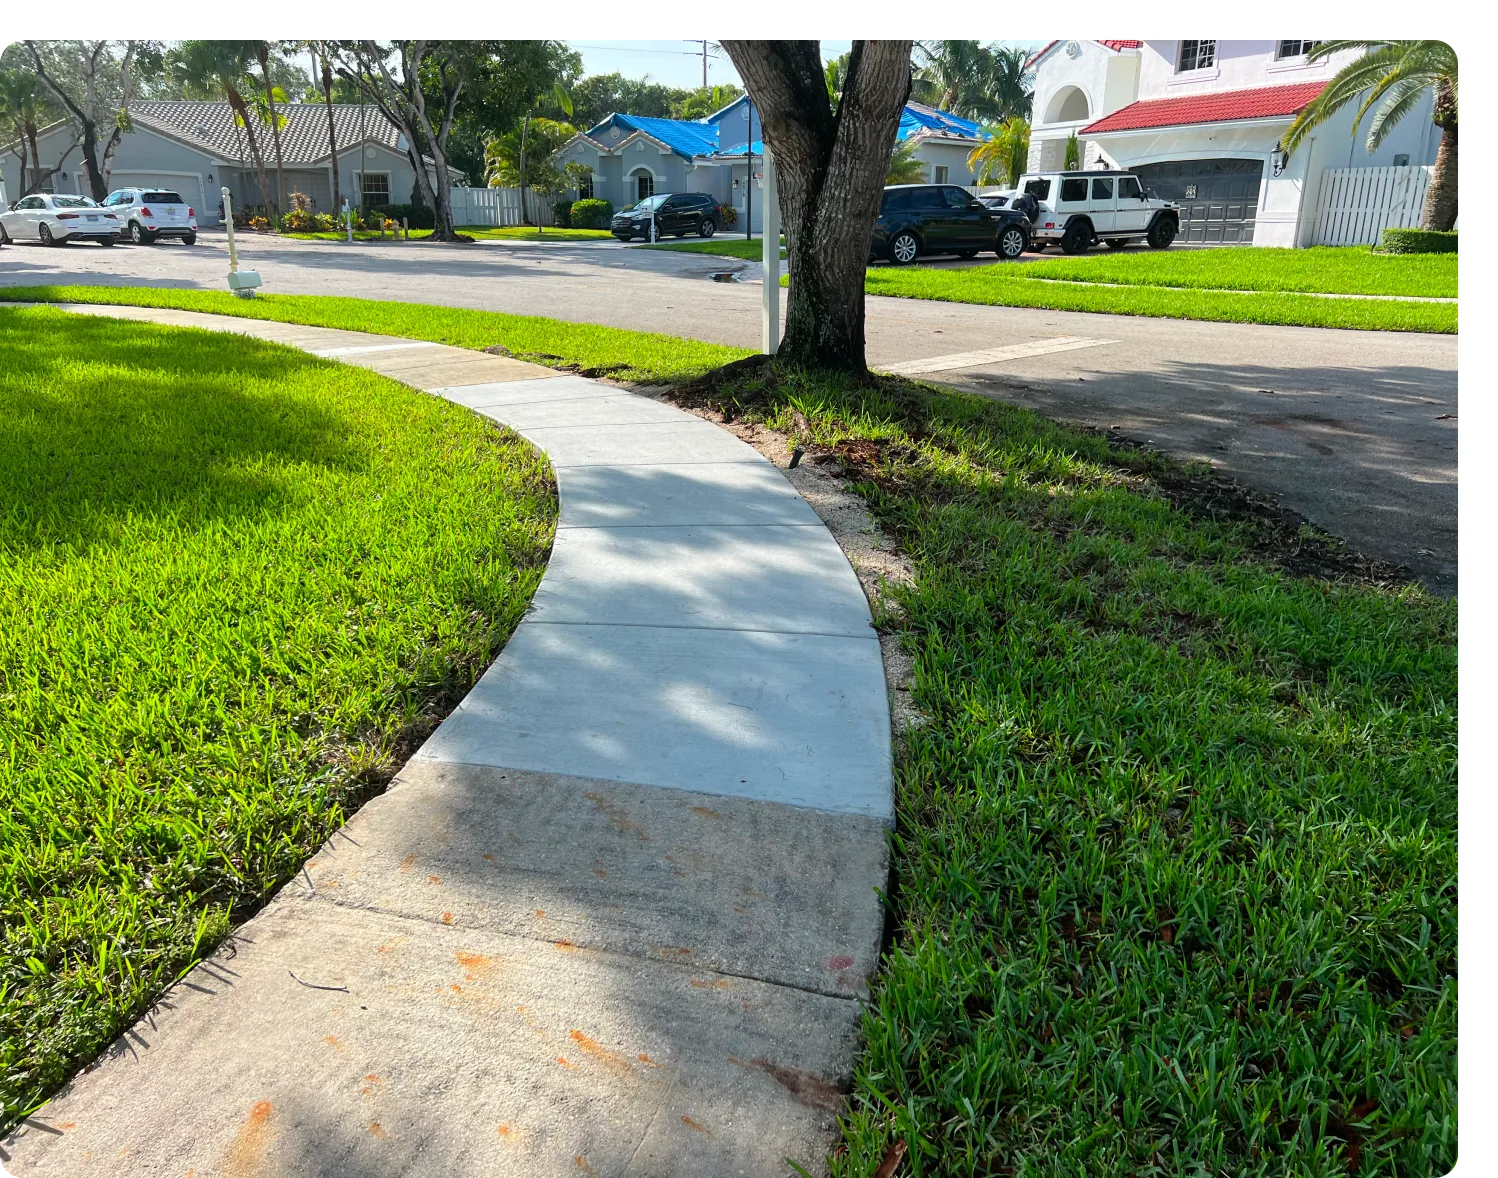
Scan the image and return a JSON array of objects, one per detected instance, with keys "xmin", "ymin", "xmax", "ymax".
[
  {"xmin": 1313, "ymin": 165, "xmax": 1431, "ymax": 246},
  {"xmin": 448, "ymin": 186, "xmax": 565, "ymax": 227}
]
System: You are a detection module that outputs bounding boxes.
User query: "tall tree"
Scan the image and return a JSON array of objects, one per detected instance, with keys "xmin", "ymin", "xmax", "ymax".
[
  {"xmin": 22, "ymin": 40, "xmax": 143, "ymax": 201},
  {"xmin": 911, "ymin": 40, "xmax": 998, "ymax": 120},
  {"xmin": 0, "ymin": 67, "xmax": 63, "ymax": 196},
  {"xmin": 255, "ymin": 42, "xmax": 288, "ymax": 217},
  {"xmin": 516, "ymin": 84, "xmax": 572, "ymax": 224},
  {"xmin": 316, "ymin": 46, "xmax": 343, "ymax": 213},
  {"xmin": 568, "ymin": 72, "xmax": 681, "ymax": 127},
  {"xmin": 1283, "ymin": 40, "xmax": 1457, "ymax": 231},
  {"xmin": 672, "ymin": 84, "xmax": 744, "ymax": 120},
  {"xmin": 987, "ymin": 46, "xmax": 1034, "ymax": 121},
  {"xmin": 722, "ymin": 40, "xmax": 913, "ymax": 373},
  {"xmin": 967, "ymin": 116, "xmax": 1030, "ymax": 187},
  {"xmin": 166, "ymin": 41, "xmax": 274, "ymax": 216}
]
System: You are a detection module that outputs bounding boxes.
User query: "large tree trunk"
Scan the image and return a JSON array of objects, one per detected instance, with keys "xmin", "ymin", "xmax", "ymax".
[
  {"xmin": 723, "ymin": 40, "xmax": 913, "ymax": 373},
  {"xmin": 321, "ymin": 52, "xmax": 342, "ymax": 213},
  {"xmin": 1422, "ymin": 112, "xmax": 1456, "ymax": 232}
]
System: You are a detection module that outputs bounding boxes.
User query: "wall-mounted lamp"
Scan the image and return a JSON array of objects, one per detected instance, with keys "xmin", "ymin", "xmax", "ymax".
[{"xmin": 1271, "ymin": 143, "xmax": 1288, "ymax": 177}]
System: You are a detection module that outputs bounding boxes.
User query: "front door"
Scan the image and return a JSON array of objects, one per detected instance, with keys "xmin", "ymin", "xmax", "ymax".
[
  {"xmin": 1089, "ymin": 176, "xmax": 1116, "ymax": 233},
  {"xmin": 1134, "ymin": 158, "xmax": 1263, "ymax": 244}
]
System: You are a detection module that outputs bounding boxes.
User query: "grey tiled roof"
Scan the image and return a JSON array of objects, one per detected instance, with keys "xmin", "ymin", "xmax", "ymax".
[{"xmin": 132, "ymin": 101, "xmax": 404, "ymax": 165}]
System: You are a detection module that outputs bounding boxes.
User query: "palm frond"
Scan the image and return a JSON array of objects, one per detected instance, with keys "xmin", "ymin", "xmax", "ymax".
[{"xmin": 1367, "ymin": 76, "xmax": 1429, "ymax": 150}]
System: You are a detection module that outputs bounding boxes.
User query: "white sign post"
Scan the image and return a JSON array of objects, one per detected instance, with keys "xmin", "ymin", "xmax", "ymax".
[
  {"xmin": 342, "ymin": 198, "xmax": 353, "ymax": 243},
  {"xmin": 222, "ymin": 187, "xmax": 261, "ymax": 298},
  {"xmin": 761, "ymin": 147, "xmax": 781, "ymax": 356}
]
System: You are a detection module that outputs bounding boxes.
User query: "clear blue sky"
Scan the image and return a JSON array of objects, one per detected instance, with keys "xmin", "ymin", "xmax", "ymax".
[{"xmin": 565, "ymin": 41, "xmax": 1046, "ymax": 91}]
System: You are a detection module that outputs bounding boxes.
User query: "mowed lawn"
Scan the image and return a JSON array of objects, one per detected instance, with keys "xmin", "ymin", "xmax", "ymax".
[{"xmin": 0, "ymin": 307, "xmax": 556, "ymax": 1128}]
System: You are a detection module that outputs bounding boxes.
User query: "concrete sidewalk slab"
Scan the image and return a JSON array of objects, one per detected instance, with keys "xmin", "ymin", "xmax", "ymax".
[
  {"xmin": 416, "ymin": 622, "xmax": 891, "ymax": 817},
  {"xmin": 557, "ymin": 463, "xmax": 822, "ymax": 529},
  {"xmin": 528, "ymin": 524, "xmax": 872, "ymax": 636},
  {"xmin": 522, "ymin": 419, "xmax": 763, "ymax": 467}
]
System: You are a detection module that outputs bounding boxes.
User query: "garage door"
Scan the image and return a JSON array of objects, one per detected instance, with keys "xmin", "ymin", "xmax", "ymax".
[
  {"xmin": 109, "ymin": 172, "xmax": 208, "ymax": 221},
  {"xmin": 1133, "ymin": 158, "xmax": 1263, "ymax": 245}
]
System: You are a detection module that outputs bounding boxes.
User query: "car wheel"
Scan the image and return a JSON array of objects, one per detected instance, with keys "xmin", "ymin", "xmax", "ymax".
[
  {"xmin": 889, "ymin": 231, "xmax": 919, "ymax": 265},
  {"xmin": 1147, "ymin": 218, "xmax": 1177, "ymax": 249},
  {"xmin": 698, "ymin": 217, "xmax": 715, "ymax": 238},
  {"xmin": 997, "ymin": 225, "xmax": 1027, "ymax": 260},
  {"xmin": 0, "ymin": 222, "xmax": 9, "ymax": 246},
  {"xmin": 182, "ymin": 232, "xmax": 197, "ymax": 246},
  {"xmin": 129, "ymin": 222, "xmax": 154, "ymax": 245},
  {"xmin": 1104, "ymin": 239, "xmax": 1128, "ymax": 250},
  {"xmin": 38, "ymin": 223, "xmax": 56, "ymax": 247},
  {"xmin": 1060, "ymin": 222, "xmax": 1092, "ymax": 255},
  {"xmin": 100, "ymin": 235, "xmax": 116, "ymax": 247}
]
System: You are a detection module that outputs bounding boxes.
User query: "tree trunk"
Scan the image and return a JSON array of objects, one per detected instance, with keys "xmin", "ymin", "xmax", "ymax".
[
  {"xmin": 258, "ymin": 45, "xmax": 286, "ymax": 218},
  {"xmin": 227, "ymin": 84, "xmax": 274, "ymax": 218},
  {"xmin": 520, "ymin": 115, "xmax": 530, "ymax": 225},
  {"xmin": 321, "ymin": 53, "xmax": 342, "ymax": 213},
  {"xmin": 1422, "ymin": 118, "xmax": 1456, "ymax": 232},
  {"xmin": 723, "ymin": 40, "xmax": 912, "ymax": 373}
]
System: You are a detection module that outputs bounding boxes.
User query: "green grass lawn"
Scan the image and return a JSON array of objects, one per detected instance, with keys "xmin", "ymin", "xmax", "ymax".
[
  {"xmin": 682, "ymin": 366, "xmax": 1455, "ymax": 1178},
  {"xmin": 456, "ymin": 225, "xmax": 616, "ymax": 241},
  {"xmin": 639, "ymin": 237, "xmax": 786, "ymax": 261},
  {"xmin": 862, "ymin": 265, "xmax": 1456, "ymax": 334},
  {"xmin": 1, "ymin": 291, "xmax": 1455, "ymax": 1173},
  {"xmin": 1019, "ymin": 245, "xmax": 1457, "ymax": 299},
  {"xmin": 0, "ymin": 306, "xmax": 556, "ymax": 1129}
]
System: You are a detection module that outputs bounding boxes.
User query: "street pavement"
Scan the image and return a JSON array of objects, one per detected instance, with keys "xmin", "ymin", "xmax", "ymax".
[{"xmin": 0, "ymin": 231, "xmax": 1457, "ymax": 592}]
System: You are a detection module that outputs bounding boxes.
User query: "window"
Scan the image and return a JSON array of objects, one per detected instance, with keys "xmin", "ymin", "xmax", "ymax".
[
  {"xmin": 934, "ymin": 165, "xmax": 949, "ymax": 184},
  {"xmin": 635, "ymin": 172, "xmax": 654, "ymax": 201},
  {"xmin": 880, "ymin": 188, "xmax": 911, "ymax": 213},
  {"xmin": 942, "ymin": 187, "xmax": 971, "ymax": 209},
  {"xmin": 1117, "ymin": 175, "xmax": 1143, "ymax": 200},
  {"xmin": 1060, "ymin": 177, "xmax": 1088, "ymax": 203},
  {"xmin": 1276, "ymin": 40, "xmax": 1321, "ymax": 59},
  {"xmin": 1177, "ymin": 40, "xmax": 1216, "ymax": 72},
  {"xmin": 576, "ymin": 173, "xmax": 593, "ymax": 199},
  {"xmin": 912, "ymin": 186, "xmax": 946, "ymax": 209},
  {"xmin": 1023, "ymin": 178, "xmax": 1052, "ymax": 201},
  {"xmin": 359, "ymin": 173, "xmax": 389, "ymax": 206},
  {"xmin": 20, "ymin": 196, "xmax": 44, "ymax": 210},
  {"xmin": 1091, "ymin": 177, "xmax": 1114, "ymax": 201},
  {"xmin": 52, "ymin": 195, "xmax": 95, "ymax": 209},
  {"xmin": 143, "ymin": 191, "xmax": 184, "ymax": 204}
]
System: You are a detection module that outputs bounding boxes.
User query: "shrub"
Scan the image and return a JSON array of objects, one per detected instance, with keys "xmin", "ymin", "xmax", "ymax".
[
  {"xmin": 717, "ymin": 203, "xmax": 738, "ymax": 228},
  {"xmin": 1380, "ymin": 227, "xmax": 1457, "ymax": 254},
  {"xmin": 371, "ymin": 203, "xmax": 435, "ymax": 231},
  {"xmin": 552, "ymin": 199, "xmax": 574, "ymax": 228},
  {"xmin": 570, "ymin": 198, "xmax": 613, "ymax": 229}
]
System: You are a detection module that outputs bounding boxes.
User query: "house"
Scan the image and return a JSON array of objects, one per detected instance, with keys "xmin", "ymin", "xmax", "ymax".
[
  {"xmin": 555, "ymin": 96, "xmax": 985, "ymax": 232},
  {"xmin": 2, "ymin": 101, "xmax": 433, "ymax": 225},
  {"xmin": 1025, "ymin": 40, "xmax": 1443, "ymax": 246}
]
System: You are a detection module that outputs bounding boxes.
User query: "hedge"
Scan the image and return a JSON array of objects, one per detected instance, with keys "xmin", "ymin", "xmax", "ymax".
[
  {"xmin": 571, "ymin": 198, "xmax": 614, "ymax": 229},
  {"xmin": 552, "ymin": 199, "xmax": 574, "ymax": 228},
  {"xmin": 1380, "ymin": 227, "xmax": 1457, "ymax": 254}
]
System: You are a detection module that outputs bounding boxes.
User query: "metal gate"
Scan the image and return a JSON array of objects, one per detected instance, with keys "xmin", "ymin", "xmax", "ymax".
[{"xmin": 1134, "ymin": 158, "xmax": 1263, "ymax": 245}]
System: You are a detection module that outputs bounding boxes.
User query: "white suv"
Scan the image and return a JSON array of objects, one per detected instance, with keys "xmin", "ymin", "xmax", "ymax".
[
  {"xmin": 1016, "ymin": 171, "xmax": 1178, "ymax": 254},
  {"xmin": 102, "ymin": 187, "xmax": 198, "ymax": 245}
]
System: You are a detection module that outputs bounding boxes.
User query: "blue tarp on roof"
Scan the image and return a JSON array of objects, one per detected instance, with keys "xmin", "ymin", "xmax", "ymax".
[{"xmin": 899, "ymin": 103, "xmax": 983, "ymax": 141}]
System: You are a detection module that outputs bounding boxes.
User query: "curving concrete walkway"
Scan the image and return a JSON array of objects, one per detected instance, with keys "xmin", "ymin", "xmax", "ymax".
[{"xmin": 5, "ymin": 305, "xmax": 893, "ymax": 1177}]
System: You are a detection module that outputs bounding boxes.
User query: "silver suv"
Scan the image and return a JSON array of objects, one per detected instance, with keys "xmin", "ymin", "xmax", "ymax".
[
  {"xmin": 1016, "ymin": 171, "xmax": 1178, "ymax": 254},
  {"xmin": 102, "ymin": 187, "xmax": 199, "ymax": 245}
]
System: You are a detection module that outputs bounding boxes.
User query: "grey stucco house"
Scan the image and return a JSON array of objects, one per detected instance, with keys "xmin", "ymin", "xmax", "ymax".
[
  {"xmin": 555, "ymin": 96, "xmax": 986, "ymax": 233},
  {"xmin": 3, "ymin": 101, "xmax": 432, "ymax": 224}
]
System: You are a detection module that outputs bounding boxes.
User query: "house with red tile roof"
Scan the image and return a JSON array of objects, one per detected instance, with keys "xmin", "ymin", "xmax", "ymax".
[{"xmin": 1025, "ymin": 41, "xmax": 1443, "ymax": 246}]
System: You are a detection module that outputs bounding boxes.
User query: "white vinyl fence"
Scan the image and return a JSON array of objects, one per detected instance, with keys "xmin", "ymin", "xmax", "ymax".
[
  {"xmin": 447, "ymin": 186, "xmax": 565, "ymax": 227},
  {"xmin": 1313, "ymin": 165, "xmax": 1431, "ymax": 246}
]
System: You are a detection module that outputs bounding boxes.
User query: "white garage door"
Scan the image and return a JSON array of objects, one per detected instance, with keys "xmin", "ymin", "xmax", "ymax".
[{"xmin": 109, "ymin": 172, "xmax": 209, "ymax": 222}]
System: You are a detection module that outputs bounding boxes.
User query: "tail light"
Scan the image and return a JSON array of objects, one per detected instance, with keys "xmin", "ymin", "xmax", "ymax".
[
  {"xmin": 56, "ymin": 212, "xmax": 79, "ymax": 220},
  {"xmin": 140, "ymin": 207, "xmax": 152, "ymax": 218},
  {"xmin": 188, "ymin": 207, "xmax": 194, "ymax": 217}
]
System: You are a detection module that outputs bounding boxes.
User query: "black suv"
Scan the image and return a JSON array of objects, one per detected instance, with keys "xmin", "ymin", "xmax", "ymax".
[
  {"xmin": 612, "ymin": 192, "xmax": 721, "ymax": 241},
  {"xmin": 870, "ymin": 183, "xmax": 1031, "ymax": 264}
]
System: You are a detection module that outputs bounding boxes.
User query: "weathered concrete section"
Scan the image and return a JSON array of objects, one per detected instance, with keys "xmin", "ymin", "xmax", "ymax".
[
  {"xmin": 7, "ymin": 307, "xmax": 894, "ymax": 1177},
  {"xmin": 5, "ymin": 898, "xmax": 857, "ymax": 1178}
]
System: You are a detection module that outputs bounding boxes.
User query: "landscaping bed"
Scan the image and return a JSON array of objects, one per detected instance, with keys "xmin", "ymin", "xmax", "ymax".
[{"xmin": 0, "ymin": 306, "xmax": 556, "ymax": 1129}]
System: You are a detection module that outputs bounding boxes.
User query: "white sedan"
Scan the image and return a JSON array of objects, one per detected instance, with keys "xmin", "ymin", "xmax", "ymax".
[{"xmin": 0, "ymin": 193, "xmax": 119, "ymax": 246}]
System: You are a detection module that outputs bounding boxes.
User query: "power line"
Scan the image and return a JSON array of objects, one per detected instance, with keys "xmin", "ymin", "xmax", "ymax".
[{"xmin": 569, "ymin": 43, "xmax": 723, "ymax": 58}]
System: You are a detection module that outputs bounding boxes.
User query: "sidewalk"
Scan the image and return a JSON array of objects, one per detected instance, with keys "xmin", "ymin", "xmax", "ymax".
[{"xmin": 4, "ymin": 306, "xmax": 893, "ymax": 1177}]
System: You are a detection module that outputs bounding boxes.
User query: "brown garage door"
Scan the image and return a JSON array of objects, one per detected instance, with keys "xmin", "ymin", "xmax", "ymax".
[{"xmin": 1134, "ymin": 158, "xmax": 1263, "ymax": 244}]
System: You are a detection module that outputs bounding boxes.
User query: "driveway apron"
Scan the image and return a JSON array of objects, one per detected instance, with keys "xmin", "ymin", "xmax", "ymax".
[{"xmin": 5, "ymin": 305, "xmax": 894, "ymax": 1178}]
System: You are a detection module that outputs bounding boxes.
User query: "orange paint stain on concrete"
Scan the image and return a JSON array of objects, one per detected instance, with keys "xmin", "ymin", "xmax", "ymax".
[
  {"xmin": 324, "ymin": 1036, "xmax": 346, "ymax": 1052},
  {"xmin": 555, "ymin": 940, "xmax": 576, "ymax": 952},
  {"xmin": 455, "ymin": 950, "xmax": 492, "ymax": 980},
  {"xmin": 568, "ymin": 1029, "xmax": 632, "ymax": 1077},
  {"xmin": 441, "ymin": 912, "xmax": 454, "ymax": 924},
  {"xmin": 535, "ymin": 909, "xmax": 546, "ymax": 919},
  {"xmin": 496, "ymin": 1123, "xmax": 512, "ymax": 1138},
  {"xmin": 59, "ymin": 1122, "xmax": 76, "ymax": 1130},
  {"xmin": 218, "ymin": 1099, "xmax": 274, "ymax": 1178},
  {"xmin": 482, "ymin": 853, "xmax": 495, "ymax": 862},
  {"xmin": 450, "ymin": 984, "xmax": 463, "ymax": 993},
  {"xmin": 582, "ymin": 791, "xmax": 649, "ymax": 841},
  {"xmin": 592, "ymin": 867, "xmax": 608, "ymax": 878},
  {"xmin": 376, "ymin": 937, "xmax": 404, "ymax": 954},
  {"xmin": 426, "ymin": 875, "xmax": 443, "ymax": 885},
  {"xmin": 574, "ymin": 1156, "xmax": 596, "ymax": 1174},
  {"xmin": 369, "ymin": 1121, "xmax": 390, "ymax": 1139},
  {"xmin": 398, "ymin": 853, "xmax": 417, "ymax": 872},
  {"xmin": 636, "ymin": 1053, "xmax": 659, "ymax": 1066},
  {"xmin": 681, "ymin": 1115, "xmax": 711, "ymax": 1134},
  {"xmin": 690, "ymin": 806, "xmax": 721, "ymax": 819},
  {"xmin": 690, "ymin": 977, "xmax": 734, "ymax": 990},
  {"xmin": 556, "ymin": 1056, "xmax": 576, "ymax": 1068}
]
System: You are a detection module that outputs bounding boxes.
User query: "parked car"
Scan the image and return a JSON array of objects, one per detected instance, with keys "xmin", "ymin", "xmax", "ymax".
[
  {"xmin": 102, "ymin": 187, "xmax": 198, "ymax": 244},
  {"xmin": 870, "ymin": 183, "xmax": 1031, "ymax": 264},
  {"xmin": 1014, "ymin": 171, "xmax": 1178, "ymax": 254},
  {"xmin": 0, "ymin": 193, "xmax": 118, "ymax": 246},
  {"xmin": 611, "ymin": 192, "xmax": 720, "ymax": 241}
]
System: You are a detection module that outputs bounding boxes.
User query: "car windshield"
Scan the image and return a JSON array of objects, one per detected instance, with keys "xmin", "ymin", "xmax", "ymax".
[
  {"xmin": 52, "ymin": 196, "xmax": 97, "ymax": 209},
  {"xmin": 632, "ymin": 195, "xmax": 668, "ymax": 211},
  {"xmin": 143, "ymin": 191, "xmax": 184, "ymax": 204}
]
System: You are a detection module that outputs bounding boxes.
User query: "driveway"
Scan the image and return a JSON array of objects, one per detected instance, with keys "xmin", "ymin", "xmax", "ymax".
[{"xmin": 0, "ymin": 231, "xmax": 1457, "ymax": 593}]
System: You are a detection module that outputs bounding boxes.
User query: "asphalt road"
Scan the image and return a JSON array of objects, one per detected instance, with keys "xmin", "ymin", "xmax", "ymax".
[{"xmin": 0, "ymin": 230, "xmax": 1457, "ymax": 593}]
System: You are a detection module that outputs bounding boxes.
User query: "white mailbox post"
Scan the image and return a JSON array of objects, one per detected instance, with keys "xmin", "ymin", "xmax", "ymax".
[{"xmin": 221, "ymin": 187, "xmax": 262, "ymax": 298}]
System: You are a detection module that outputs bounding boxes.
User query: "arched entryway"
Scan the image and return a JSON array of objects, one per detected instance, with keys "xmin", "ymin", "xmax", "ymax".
[{"xmin": 1045, "ymin": 85, "xmax": 1091, "ymax": 124}]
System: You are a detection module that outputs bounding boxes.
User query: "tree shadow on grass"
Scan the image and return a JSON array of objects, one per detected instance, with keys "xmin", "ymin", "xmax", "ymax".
[{"xmin": 0, "ymin": 308, "xmax": 368, "ymax": 552}]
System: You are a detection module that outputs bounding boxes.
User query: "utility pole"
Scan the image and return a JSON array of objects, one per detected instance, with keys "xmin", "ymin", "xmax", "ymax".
[{"xmin": 701, "ymin": 41, "xmax": 708, "ymax": 89}]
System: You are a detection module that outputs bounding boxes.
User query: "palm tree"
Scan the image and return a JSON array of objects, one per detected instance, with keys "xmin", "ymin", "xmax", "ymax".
[
  {"xmin": 254, "ymin": 42, "xmax": 287, "ymax": 218},
  {"xmin": 517, "ymin": 83, "xmax": 573, "ymax": 228},
  {"xmin": 0, "ymin": 68, "xmax": 45, "ymax": 196},
  {"xmin": 887, "ymin": 138, "xmax": 927, "ymax": 185},
  {"xmin": 1283, "ymin": 41, "xmax": 1456, "ymax": 230},
  {"xmin": 824, "ymin": 51, "xmax": 851, "ymax": 106},
  {"xmin": 987, "ymin": 46, "xmax": 1034, "ymax": 121},
  {"xmin": 968, "ymin": 116, "xmax": 1030, "ymax": 187},
  {"xmin": 911, "ymin": 40, "xmax": 1000, "ymax": 121},
  {"xmin": 168, "ymin": 41, "xmax": 274, "ymax": 218},
  {"xmin": 315, "ymin": 45, "xmax": 342, "ymax": 215}
]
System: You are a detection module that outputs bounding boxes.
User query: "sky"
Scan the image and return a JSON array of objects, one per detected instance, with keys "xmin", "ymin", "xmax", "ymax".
[{"xmin": 564, "ymin": 41, "xmax": 1047, "ymax": 91}]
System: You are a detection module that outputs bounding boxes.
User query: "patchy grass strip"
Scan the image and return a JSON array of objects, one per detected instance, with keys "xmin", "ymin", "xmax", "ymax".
[
  {"xmin": 670, "ymin": 365, "xmax": 1456, "ymax": 1178},
  {"xmin": 639, "ymin": 237, "xmax": 785, "ymax": 261},
  {"xmin": 0, "ymin": 286, "xmax": 750, "ymax": 384},
  {"xmin": 0, "ymin": 306, "xmax": 556, "ymax": 1130}
]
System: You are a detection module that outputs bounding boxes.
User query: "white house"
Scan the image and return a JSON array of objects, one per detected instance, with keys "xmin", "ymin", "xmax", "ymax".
[
  {"xmin": 2, "ymin": 101, "xmax": 435, "ymax": 225},
  {"xmin": 1025, "ymin": 40, "xmax": 1442, "ymax": 246}
]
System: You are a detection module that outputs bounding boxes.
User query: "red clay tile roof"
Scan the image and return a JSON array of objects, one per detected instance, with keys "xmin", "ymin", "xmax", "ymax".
[
  {"xmin": 1025, "ymin": 39, "xmax": 1141, "ymax": 69},
  {"xmin": 1082, "ymin": 81, "xmax": 1328, "ymax": 133}
]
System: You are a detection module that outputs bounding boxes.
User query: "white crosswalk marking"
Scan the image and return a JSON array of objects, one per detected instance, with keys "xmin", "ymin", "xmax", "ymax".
[{"xmin": 878, "ymin": 336, "xmax": 1117, "ymax": 376}]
